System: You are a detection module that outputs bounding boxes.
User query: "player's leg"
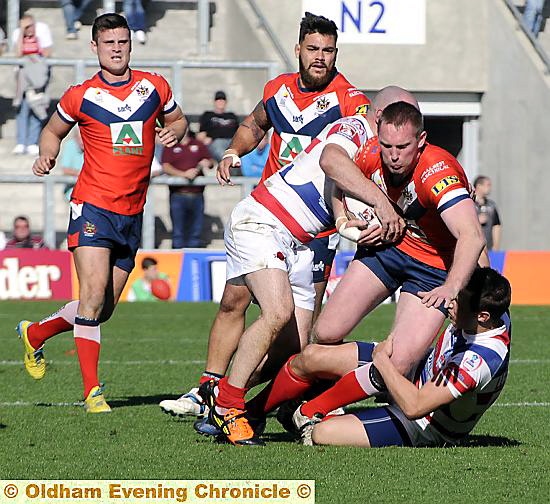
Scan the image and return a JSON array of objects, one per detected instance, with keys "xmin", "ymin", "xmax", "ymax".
[
  {"xmin": 311, "ymin": 407, "xmax": 412, "ymax": 448},
  {"xmin": 308, "ymin": 234, "xmax": 338, "ymax": 323},
  {"xmin": 212, "ymin": 268, "xmax": 294, "ymax": 445},
  {"xmin": 247, "ymin": 342, "xmax": 359, "ymax": 419},
  {"xmin": 72, "ymin": 245, "xmax": 113, "ymax": 413},
  {"xmin": 159, "ymin": 282, "xmax": 251, "ymax": 417},
  {"xmin": 311, "ymin": 259, "xmax": 391, "ymax": 344}
]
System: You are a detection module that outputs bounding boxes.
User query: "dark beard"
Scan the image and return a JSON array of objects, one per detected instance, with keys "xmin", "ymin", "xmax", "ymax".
[{"xmin": 298, "ymin": 56, "xmax": 335, "ymax": 91}]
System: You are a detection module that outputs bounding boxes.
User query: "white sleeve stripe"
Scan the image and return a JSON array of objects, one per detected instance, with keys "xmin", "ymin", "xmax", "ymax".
[
  {"xmin": 57, "ymin": 104, "xmax": 76, "ymax": 123},
  {"xmin": 325, "ymin": 134, "xmax": 361, "ymax": 158},
  {"xmin": 163, "ymin": 97, "xmax": 176, "ymax": 113},
  {"xmin": 437, "ymin": 187, "xmax": 469, "ymax": 208}
]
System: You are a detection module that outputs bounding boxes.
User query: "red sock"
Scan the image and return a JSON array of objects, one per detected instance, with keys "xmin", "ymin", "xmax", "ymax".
[
  {"xmin": 74, "ymin": 322, "xmax": 101, "ymax": 398},
  {"xmin": 246, "ymin": 356, "xmax": 313, "ymax": 416},
  {"xmin": 28, "ymin": 301, "xmax": 78, "ymax": 348},
  {"xmin": 216, "ymin": 377, "xmax": 247, "ymax": 410},
  {"xmin": 301, "ymin": 369, "xmax": 367, "ymax": 417}
]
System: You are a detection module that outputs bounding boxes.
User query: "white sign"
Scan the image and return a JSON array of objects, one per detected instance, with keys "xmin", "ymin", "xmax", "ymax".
[{"xmin": 302, "ymin": 0, "xmax": 426, "ymax": 44}]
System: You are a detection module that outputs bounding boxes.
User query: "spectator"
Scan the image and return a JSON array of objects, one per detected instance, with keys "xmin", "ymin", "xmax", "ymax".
[
  {"xmin": 0, "ymin": 26, "xmax": 7, "ymax": 55},
  {"xmin": 523, "ymin": 0, "xmax": 546, "ymax": 37},
  {"xmin": 162, "ymin": 130, "xmax": 214, "ymax": 248},
  {"xmin": 197, "ymin": 91, "xmax": 239, "ymax": 162},
  {"xmin": 6, "ymin": 216, "xmax": 46, "ymax": 249},
  {"xmin": 123, "ymin": 0, "xmax": 147, "ymax": 44},
  {"xmin": 474, "ymin": 175, "xmax": 502, "ymax": 250},
  {"xmin": 59, "ymin": 127, "xmax": 84, "ymax": 201},
  {"xmin": 127, "ymin": 257, "xmax": 170, "ymax": 301},
  {"xmin": 60, "ymin": 0, "xmax": 93, "ymax": 40},
  {"xmin": 240, "ymin": 133, "xmax": 270, "ymax": 178},
  {"xmin": 11, "ymin": 13, "xmax": 53, "ymax": 156}
]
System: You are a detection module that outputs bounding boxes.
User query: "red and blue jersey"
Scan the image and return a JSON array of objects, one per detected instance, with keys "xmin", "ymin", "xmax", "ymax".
[
  {"xmin": 57, "ymin": 69, "xmax": 177, "ymax": 215},
  {"xmin": 354, "ymin": 140, "xmax": 471, "ymax": 270},
  {"xmin": 261, "ymin": 71, "xmax": 370, "ymax": 182},
  {"xmin": 396, "ymin": 312, "xmax": 511, "ymax": 444}
]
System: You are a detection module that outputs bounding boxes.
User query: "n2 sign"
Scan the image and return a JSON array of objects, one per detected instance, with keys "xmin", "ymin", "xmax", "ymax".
[{"xmin": 302, "ymin": 0, "xmax": 426, "ymax": 44}]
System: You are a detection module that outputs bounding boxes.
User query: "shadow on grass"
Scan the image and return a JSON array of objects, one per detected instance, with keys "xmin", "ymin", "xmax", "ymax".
[
  {"xmin": 109, "ymin": 394, "xmax": 185, "ymax": 408},
  {"xmin": 454, "ymin": 434, "xmax": 521, "ymax": 448}
]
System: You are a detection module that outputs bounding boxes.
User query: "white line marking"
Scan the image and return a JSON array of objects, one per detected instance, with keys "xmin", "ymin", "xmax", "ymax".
[{"xmin": 0, "ymin": 359, "xmax": 204, "ymax": 366}]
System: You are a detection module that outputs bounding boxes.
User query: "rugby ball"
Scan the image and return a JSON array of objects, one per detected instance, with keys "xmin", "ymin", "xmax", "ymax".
[
  {"xmin": 151, "ymin": 278, "xmax": 171, "ymax": 300},
  {"xmin": 342, "ymin": 194, "xmax": 381, "ymax": 228}
]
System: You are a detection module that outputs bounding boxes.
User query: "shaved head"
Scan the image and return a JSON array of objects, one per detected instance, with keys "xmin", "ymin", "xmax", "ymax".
[{"xmin": 372, "ymin": 86, "xmax": 419, "ymax": 114}]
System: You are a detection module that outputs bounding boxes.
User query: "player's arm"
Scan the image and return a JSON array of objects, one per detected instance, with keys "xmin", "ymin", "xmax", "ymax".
[
  {"xmin": 216, "ymin": 100, "xmax": 272, "ymax": 186},
  {"xmin": 157, "ymin": 106, "xmax": 187, "ymax": 148},
  {"xmin": 373, "ymin": 337, "xmax": 454, "ymax": 419},
  {"xmin": 32, "ymin": 112, "xmax": 74, "ymax": 176},
  {"xmin": 320, "ymin": 143, "xmax": 405, "ymax": 243},
  {"xmin": 419, "ymin": 198, "xmax": 486, "ymax": 308}
]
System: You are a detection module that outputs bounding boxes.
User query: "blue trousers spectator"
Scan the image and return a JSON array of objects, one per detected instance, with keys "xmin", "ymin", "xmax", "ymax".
[
  {"xmin": 60, "ymin": 0, "xmax": 93, "ymax": 34},
  {"xmin": 170, "ymin": 193, "xmax": 204, "ymax": 248},
  {"xmin": 123, "ymin": 0, "xmax": 147, "ymax": 32},
  {"xmin": 523, "ymin": 0, "xmax": 546, "ymax": 37},
  {"xmin": 16, "ymin": 97, "xmax": 42, "ymax": 147}
]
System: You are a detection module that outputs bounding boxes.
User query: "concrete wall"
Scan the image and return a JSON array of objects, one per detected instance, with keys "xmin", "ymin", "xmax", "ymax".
[
  {"xmin": 248, "ymin": 0, "xmax": 488, "ymax": 91},
  {"xmin": 481, "ymin": 0, "xmax": 550, "ymax": 249}
]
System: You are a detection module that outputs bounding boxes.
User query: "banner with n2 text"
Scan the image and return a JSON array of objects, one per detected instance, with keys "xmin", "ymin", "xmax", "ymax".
[{"xmin": 302, "ymin": 0, "xmax": 426, "ymax": 44}]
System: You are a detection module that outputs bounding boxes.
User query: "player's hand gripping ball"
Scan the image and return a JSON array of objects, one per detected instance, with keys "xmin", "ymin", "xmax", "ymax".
[{"xmin": 342, "ymin": 194, "xmax": 381, "ymax": 228}]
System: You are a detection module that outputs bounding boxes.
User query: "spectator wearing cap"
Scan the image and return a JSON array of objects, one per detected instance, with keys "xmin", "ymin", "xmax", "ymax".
[{"xmin": 197, "ymin": 91, "xmax": 239, "ymax": 162}]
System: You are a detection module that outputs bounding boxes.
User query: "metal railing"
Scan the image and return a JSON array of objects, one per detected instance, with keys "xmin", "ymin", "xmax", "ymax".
[
  {"xmin": 0, "ymin": 175, "xmax": 259, "ymax": 249},
  {"xmin": 503, "ymin": 0, "xmax": 550, "ymax": 73},
  {"xmin": 0, "ymin": 58, "xmax": 279, "ymax": 107}
]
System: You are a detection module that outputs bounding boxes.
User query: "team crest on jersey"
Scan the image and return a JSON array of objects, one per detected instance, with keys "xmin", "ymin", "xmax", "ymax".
[
  {"xmin": 431, "ymin": 175, "xmax": 460, "ymax": 195},
  {"xmin": 83, "ymin": 221, "xmax": 96, "ymax": 237},
  {"xmin": 315, "ymin": 95, "xmax": 331, "ymax": 114},
  {"xmin": 135, "ymin": 84, "xmax": 150, "ymax": 100},
  {"xmin": 110, "ymin": 121, "xmax": 144, "ymax": 156}
]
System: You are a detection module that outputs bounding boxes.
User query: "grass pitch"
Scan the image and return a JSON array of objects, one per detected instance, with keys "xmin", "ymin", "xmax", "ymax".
[{"xmin": 1, "ymin": 301, "xmax": 549, "ymax": 503}]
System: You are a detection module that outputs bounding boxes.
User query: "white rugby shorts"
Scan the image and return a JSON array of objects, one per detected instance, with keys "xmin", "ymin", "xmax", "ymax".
[{"xmin": 224, "ymin": 196, "xmax": 315, "ymax": 310}]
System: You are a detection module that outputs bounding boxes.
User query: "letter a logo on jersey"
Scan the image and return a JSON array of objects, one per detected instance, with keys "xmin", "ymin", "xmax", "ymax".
[
  {"xmin": 111, "ymin": 121, "xmax": 143, "ymax": 146},
  {"xmin": 110, "ymin": 121, "xmax": 144, "ymax": 156}
]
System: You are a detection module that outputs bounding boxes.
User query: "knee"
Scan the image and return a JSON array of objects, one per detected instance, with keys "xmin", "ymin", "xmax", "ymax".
[
  {"xmin": 311, "ymin": 322, "xmax": 342, "ymax": 345},
  {"xmin": 218, "ymin": 287, "xmax": 250, "ymax": 315},
  {"xmin": 298, "ymin": 344, "xmax": 326, "ymax": 375},
  {"xmin": 262, "ymin": 305, "xmax": 293, "ymax": 332}
]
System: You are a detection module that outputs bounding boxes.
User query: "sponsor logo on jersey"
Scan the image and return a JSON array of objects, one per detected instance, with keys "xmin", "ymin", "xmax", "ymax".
[
  {"xmin": 278, "ymin": 133, "xmax": 311, "ymax": 166},
  {"xmin": 421, "ymin": 160, "xmax": 449, "ymax": 183},
  {"xmin": 355, "ymin": 104, "xmax": 369, "ymax": 115},
  {"xmin": 312, "ymin": 260, "xmax": 325, "ymax": 272},
  {"xmin": 463, "ymin": 352, "xmax": 483, "ymax": 372},
  {"xmin": 83, "ymin": 221, "xmax": 96, "ymax": 237},
  {"xmin": 431, "ymin": 175, "xmax": 460, "ymax": 195},
  {"xmin": 110, "ymin": 121, "xmax": 144, "ymax": 156},
  {"xmin": 292, "ymin": 115, "xmax": 304, "ymax": 124}
]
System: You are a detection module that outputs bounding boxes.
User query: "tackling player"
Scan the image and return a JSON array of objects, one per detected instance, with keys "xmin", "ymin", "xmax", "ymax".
[
  {"xmin": 159, "ymin": 11, "xmax": 372, "ymax": 418},
  {"xmin": 17, "ymin": 13, "xmax": 187, "ymax": 413},
  {"xmin": 293, "ymin": 268, "xmax": 512, "ymax": 448},
  {"xmin": 250, "ymin": 101, "xmax": 486, "ymax": 431}
]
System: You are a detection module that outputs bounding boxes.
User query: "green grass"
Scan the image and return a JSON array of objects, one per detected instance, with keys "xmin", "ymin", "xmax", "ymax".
[{"xmin": 1, "ymin": 302, "xmax": 549, "ymax": 503}]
